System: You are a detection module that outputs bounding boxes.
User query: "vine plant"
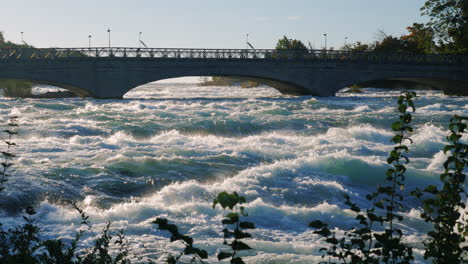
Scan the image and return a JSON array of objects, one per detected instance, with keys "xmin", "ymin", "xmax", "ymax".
[
  {"xmin": 154, "ymin": 218, "xmax": 208, "ymax": 263},
  {"xmin": 212, "ymin": 191, "xmax": 255, "ymax": 264},
  {"xmin": 0, "ymin": 115, "xmax": 18, "ymax": 193},
  {"xmin": 309, "ymin": 92, "xmax": 416, "ymax": 263},
  {"xmin": 412, "ymin": 115, "xmax": 468, "ymax": 263}
]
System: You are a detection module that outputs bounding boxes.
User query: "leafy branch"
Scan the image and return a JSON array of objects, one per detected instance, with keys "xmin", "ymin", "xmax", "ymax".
[
  {"xmin": 213, "ymin": 191, "xmax": 255, "ymax": 264},
  {"xmin": 0, "ymin": 116, "xmax": 18, "ymax": 193},
  {"xmin": 309, "ymin": 92, "xmax": 416, "ymax": 263},
  {"xmin": 154, "ymin": 218, "xmax": 208, "ymax": 264},
  {"xmin": 412, "ymin": 115, "xmax": 467, "ymax": 263}
]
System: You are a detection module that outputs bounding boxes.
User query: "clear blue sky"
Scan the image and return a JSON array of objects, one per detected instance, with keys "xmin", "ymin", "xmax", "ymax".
[{"xmin": 0, "ymin": 0, "xmax": 427, "ymax": 49}]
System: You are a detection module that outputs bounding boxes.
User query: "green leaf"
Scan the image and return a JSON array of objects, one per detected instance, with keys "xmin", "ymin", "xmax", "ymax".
[
  {"xmin": 239, "ymin": 221, "xmax": 255, "ymax": 229},
  {"xmin": 375, "ymin": 201, "xmax": 384, "ymax": 209},
  {"xmin": 314, "ymin": 228, "xmax": 332, "ymax": 237},
  {"xmin": 234, "ymin": 230, "xmax": 252, "ymax": 239},
  {"xmin": 226, "ymin": 212, "xmax": 239, "ymax": 222},
  {"xmin": 423, "ymin": 185, "xmax": 438, "ymax": 194},
  {"xmin": 218, "ymin": 252, "xmax": 233, "ymax": 260},
  {"xmin": 196, "ymin": 249, "xmax": 208, "ymax": 259},
  {"xmin": 232, "ymin": 257, "xmax": 246, "ymax": 264},
  {"xmin": 325, "ymin": 237, "xmax": 338, "ymax": 244},
  {"xmin": 309, "ymin": 220, "xmax": 328, "ymax": 229},
  {"xmin": 213, "ymin": 191, "xmax": 244, "ymax": 210},
  {"xmin": 222, "ymin": 218, "xmax": 236, "ymax": 225},
  {"xmin": 391, "ymin": 122, "xmax": 402, "ymax": 131},
  {"xmin": 231, "ymin": 240, "xmax": 252, "ymax": 250},
  {"xmin": 166, "ymin": 255, "xmax": 177, "ymax": 264},
  {"xmin": 180, "ymin": 235, "xmax": 193, "ymax": 245},
  {"xmin": 398, "ymin": 104, "xmax": 407, "ymax": 113}
]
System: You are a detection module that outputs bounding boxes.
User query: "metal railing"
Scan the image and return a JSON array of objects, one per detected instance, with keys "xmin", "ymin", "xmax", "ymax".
[{"xmin": 0, "ymin": 47, "xmax": 466, "ymax": 64}]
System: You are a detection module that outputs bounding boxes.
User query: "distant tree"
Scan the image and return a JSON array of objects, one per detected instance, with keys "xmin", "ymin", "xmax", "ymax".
[
  {"xmin": 371, "ymin": 30, "xmax": 405, "ymax": 53},
  {"xmin": 421, "ymin": 0, "xmax": 468, "ymax": 53},
  {"xmin": 400, "ymin": 23, "xmax": 433, "ymax": 53},
  {"xmin": 274, "ymin": 35, "xmax": 308, "ymax": 58},
  {"xmin": 0, "ymin": 30, "xmax": 34, "ymax": 49},
  {"xmin": 344, "ymin": 26, "xmax": 433, "ymax": 54},
  {"xmin": 275, "ymin": 35, "xmax": 308, "ymax": 51},
  {"xmin": 350, "ymin": 41, "xmax": 371, "ymax": 51}
]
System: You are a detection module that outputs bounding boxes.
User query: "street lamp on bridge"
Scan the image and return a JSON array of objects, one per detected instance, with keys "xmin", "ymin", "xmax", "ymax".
[
  {"xmin": 88, "ymin": 35, "xmax": 92, "ymax": 49},
  {"xmin": 323, "ymin": 33, "xmax": 327, "ymax": 50},
  {"xmin": 107, "ymin": 28, "xmax": 111, "ymax": 49},
  {"xmin": 139, "ymin": 32, "xmax": 142, "ymax": 48}
]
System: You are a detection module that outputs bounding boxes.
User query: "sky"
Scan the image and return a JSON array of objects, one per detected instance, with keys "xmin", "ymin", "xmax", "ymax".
[{"xmin": 0, "ymin": 0, "xmax": 428, "ymax": 50}]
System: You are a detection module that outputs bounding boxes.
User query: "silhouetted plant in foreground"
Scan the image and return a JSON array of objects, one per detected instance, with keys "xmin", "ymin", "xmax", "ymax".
[
  {"xmin": 310, "ymin": 92, "xmax": 417, "ymax": 263},
  {"xmin": 154, "ymin": 192, "xmax": 255, "ymax": 264},
  {"xmin": 412, "ymin": 115, "xmax": 468, "ymax": 263},
  {"xmin": 0, "ymin": 115, "xmax": 18, "ymax": 192},
  {"xmin": 154, "ymin": 217, "xmax": 208, "ymax": 263},
  {"xmin": 1, "ymin": 193, "xmax": 132, "ymax": 263},
  {"xmin": 212, "ymin": 191, "xmax": 255, "ymax": 264}
]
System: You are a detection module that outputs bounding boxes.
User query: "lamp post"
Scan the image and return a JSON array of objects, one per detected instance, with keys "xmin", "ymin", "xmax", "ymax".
[
  {"xmin": 246, "ymin": 33, "xmax": 249, "ymax": 49},
  {"xmin": 139, "ymin": 32, "xmax": 142, "ymax": 48},
  {"xmin": 344, "ymin": 36, "xmax": 348, "ymax": 50},
  {"xmin": 88, "ymin": 35, "xmax": 92, "ymax": 49},
  {"xmin": 107, "ymin": 28, "xmax": 111, "ymax": 49},
  {"xmin": 21, "ymin": 32, "xmax": 24, "ymax": 45},
  {"xmin": 323, "ymin": 33, "xmax": 327, "ymax": 50}
]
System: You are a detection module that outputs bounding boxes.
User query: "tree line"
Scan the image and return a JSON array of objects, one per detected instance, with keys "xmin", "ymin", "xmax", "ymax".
[{"xmin": 277, "ymin": 0, "xmax": 468, "ymax": 54}]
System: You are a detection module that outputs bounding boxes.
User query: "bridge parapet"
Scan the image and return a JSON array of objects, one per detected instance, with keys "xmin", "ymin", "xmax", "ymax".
[{"xmin": 0, "ymin": 47, "xmax": 466, "ymax": 65}]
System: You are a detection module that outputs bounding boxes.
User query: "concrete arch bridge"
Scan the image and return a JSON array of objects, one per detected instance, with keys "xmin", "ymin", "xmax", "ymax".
[{"xmin": 0, "ymin": 47, "xmax": 467, "ymax": 98}]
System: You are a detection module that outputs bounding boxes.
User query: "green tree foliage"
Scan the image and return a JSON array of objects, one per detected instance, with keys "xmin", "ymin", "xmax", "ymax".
[
  {"xmin": 343, "ymin": 41, "xmax": 371, "ymax": 52},
  {"xmin": 421, "ymin": 0, "xmax": 468, "ymax": 53},
  {"xmin": 373, "ymin": 35, "xmax": 404, "ymax": 53},
  {"xmin": 0, "ymin": 31, "xmax": 33, "ymax": 49},
  {"xmin": 400, "ymin": 23, "xmax": 434, "ymax": 53},
  {"xmin": 352, "ymin": 26, "xmax": 433, "ymax": 54},
  {"xmin": 274, "ymin": 35, "xmax": 308, "ymax": 58},
  {"xmin": 275, "ymin": 35, "xmax": 308, "ymax": 51},
  {"xmin": 373, "ymin": 30, "xmax": 429, "ymax": 54}
]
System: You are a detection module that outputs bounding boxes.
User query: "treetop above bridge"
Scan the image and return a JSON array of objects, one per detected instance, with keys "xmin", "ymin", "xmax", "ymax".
[{"xmin": 0, "ymin": 47, "xmax": 466, "ymax": 65}]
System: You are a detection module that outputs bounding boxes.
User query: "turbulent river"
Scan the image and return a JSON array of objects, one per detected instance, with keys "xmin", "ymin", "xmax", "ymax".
[{"xmin": 0, "ymin": 82, "xmax": 466, "ymax": 263}]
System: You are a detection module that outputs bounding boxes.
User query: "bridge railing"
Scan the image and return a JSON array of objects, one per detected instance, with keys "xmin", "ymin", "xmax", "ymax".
[{"xmin": 0, "ymin": 47, "xmax": 466, "ymax": 64}]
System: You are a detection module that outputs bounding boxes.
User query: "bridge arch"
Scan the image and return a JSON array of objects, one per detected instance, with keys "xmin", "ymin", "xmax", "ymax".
[
  {"xmin": 0, "ymin": 78, "xmax": 90, "ymax": 97},
  {"xmin": 122, "ymin": 73, "xmax": 311, "ymax": 98},
  {"xmin": 337, "ymin": 75, "xmax": 468, "ymax": 96}
]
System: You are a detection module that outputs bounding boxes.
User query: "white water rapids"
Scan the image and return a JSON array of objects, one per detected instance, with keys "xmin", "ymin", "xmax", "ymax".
[{"xmin": 0, "ymin": 82, "xmax": 466, "ymax": 263}]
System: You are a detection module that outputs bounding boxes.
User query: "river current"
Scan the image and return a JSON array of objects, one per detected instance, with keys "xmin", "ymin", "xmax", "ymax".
[{"xmin": 0, "ymin": 82, "xmax": 466, "ymax": 263}]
